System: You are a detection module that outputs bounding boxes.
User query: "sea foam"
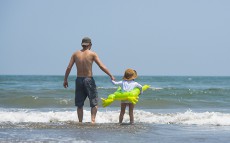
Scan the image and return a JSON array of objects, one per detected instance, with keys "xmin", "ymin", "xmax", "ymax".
[{"xmin": 0, "ymin": 109, "xmax": 230, "ymax": 126}]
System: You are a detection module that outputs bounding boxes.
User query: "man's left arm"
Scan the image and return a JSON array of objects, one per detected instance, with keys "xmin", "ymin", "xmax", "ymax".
[{"xmin": 94, "ymin": 53, "xmax": 115, "ymax": 80}]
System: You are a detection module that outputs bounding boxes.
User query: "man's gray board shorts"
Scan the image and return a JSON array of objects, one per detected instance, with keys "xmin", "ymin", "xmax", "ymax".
[{"xmin": 75, "ymin": 77, "xmax": 98, "ymax": 108}]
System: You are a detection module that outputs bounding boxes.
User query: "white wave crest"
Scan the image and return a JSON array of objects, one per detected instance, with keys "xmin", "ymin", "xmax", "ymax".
[{"xmin": 0, "ymin": 109, "xmax": 230, "ymax": 126}]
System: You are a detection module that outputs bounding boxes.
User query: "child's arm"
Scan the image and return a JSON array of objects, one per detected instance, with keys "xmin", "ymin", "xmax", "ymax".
[
  {"xmin": 111, "ymin": 80, "xmax": 122, "ymax": 85},
  {"xmin": 135, "ymin": 82, "xmax": 143, "ymax": 94}
]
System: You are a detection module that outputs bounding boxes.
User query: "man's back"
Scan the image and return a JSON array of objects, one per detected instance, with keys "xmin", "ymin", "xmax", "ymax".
[
  {"xmin": 64, "ymin": 37, "xmax": 114, "ymax": 88},
  {"xmin": 73, "ymin": 49, "xmax": 95, "ymax": 77}
]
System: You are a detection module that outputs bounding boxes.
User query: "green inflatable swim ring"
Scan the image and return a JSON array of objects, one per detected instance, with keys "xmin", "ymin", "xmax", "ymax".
[{"xmin": 101, "ymin": 85, "xmax": 150, "ymax": 107}]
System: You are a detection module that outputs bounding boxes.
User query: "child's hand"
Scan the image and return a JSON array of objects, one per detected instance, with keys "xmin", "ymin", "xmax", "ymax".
[
  {"xmin": 111, "ymin": 80, "xmax": 116, "ymax": 85},
  {"xmin": 140, "ymin": 90, "xmax": 143, "ymax": 94}
]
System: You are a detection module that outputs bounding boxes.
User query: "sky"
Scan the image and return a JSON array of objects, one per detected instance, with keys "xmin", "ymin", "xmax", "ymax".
[{"xmin": 0, "ymin": 0, "xmax": 230, "ymax": 76}]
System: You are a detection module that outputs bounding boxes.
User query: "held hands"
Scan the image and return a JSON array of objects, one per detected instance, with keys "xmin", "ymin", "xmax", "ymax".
[{"xmin": 111, "ymin": 75, "xmax": 115, "ymax": 81}]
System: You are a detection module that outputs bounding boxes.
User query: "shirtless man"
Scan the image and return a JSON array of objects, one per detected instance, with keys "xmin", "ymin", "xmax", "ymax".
[{"xmin": 63, "ymin": 37, "xmax": 115, "ymax": 123}]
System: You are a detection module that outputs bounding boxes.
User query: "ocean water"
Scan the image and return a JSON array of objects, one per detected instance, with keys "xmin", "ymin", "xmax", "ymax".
[{"xmin": 0, "ymin": 75, "xmax": 230, "ymax": 142}]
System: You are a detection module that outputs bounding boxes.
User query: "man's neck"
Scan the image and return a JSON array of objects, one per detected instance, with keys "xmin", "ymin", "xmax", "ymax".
[
  {"xmin": 81, "ymin": 48, "xmax": 89, "ymax": 51},
  {"xmin": 82, "ymin": 46, "xmax": 91, "ymax": 51}
]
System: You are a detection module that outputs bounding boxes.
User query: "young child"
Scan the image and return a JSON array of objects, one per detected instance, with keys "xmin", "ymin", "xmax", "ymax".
[{"xmin": 111, "ymin": 68, "xmax": 142, "ymax": 124}]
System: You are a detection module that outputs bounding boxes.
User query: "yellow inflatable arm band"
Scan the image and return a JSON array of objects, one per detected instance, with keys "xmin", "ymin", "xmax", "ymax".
[{"xmin": 101, "ymin": 85, "xmax": 150, "ymax": 107}]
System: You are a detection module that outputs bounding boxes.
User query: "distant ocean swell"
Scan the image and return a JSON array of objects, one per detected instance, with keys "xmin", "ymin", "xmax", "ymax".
[{"xmin": 0, "ymin": 87, "xmax": 229, "ymax": 108}]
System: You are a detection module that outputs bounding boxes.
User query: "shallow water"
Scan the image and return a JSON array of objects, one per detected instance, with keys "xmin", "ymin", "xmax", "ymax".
[
  {"xmin": 1, "ymin": 123, "xmax": 230, "ymax": 143},
  {"xmin": 0, "ymin": 75, "xmax": 230, "ymax": 142}
]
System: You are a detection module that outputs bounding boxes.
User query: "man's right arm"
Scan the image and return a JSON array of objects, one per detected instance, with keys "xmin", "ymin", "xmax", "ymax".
[{"xmin": 63, "ymin": 54, "xmax": 75, "ymax": 88}]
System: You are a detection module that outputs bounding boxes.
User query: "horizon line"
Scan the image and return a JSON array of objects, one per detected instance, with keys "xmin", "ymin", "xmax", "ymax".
[{"xmin": 0, "ymin": 74, "xmax": 230, "ymax": 77}]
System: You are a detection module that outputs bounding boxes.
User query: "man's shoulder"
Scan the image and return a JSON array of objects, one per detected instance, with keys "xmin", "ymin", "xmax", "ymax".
[
  {"xmin": 72, "ymin": 50, "xmax": 80, "ymax": 54},
  {"xmin": 72, "ymin": 51, "xmax": 80, "ymax": 56},
  {"xmin": 88, "ymin": 50, "xmax": 98, "ymax": 57},
  {"xmin": 73, "ymin": 50, "xmax": 97, "ymax": 57},
  {"xmin": 88, "ymin": 50, "xmax": 97, "ymax": 54}
]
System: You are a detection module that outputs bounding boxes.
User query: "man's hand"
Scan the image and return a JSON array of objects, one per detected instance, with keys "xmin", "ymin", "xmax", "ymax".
[
  {"xmin": 111, "ymin": 75, "xmax": 115, "ymax": 81},
  {"xmin": 63, "ymin": 81, "xmax": 68, "ymax": 88}
]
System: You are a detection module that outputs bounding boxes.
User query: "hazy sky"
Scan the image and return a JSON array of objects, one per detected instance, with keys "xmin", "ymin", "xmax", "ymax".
[{"xmin": 0, "ymin": 0, "xmax": 230, "ymax": 76}]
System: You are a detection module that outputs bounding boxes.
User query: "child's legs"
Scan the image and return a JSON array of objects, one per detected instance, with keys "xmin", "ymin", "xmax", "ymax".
[
  {"xmin": 119, "ymin": 103, "xmax": 127, "ymax": 123},
  {"xmin": 128, "ymin": 103, "xmax": 134, "ymax": 124}
]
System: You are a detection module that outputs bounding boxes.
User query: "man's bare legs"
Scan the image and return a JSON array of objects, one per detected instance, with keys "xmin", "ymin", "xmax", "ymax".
[
  {"xmin": 77, "ymin": 106, "xmax": 98, "ymax": 123},
  {"xmin": 77, "ymin": 107, "xmax": 83, "ymax": 122},
  {"xmin": 91, "ymin": 106, "xmax": 98, "ymax": 124},
  {"xmin": 119, "ymin": 103, "xmax": 127, "ymax": 123}
]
